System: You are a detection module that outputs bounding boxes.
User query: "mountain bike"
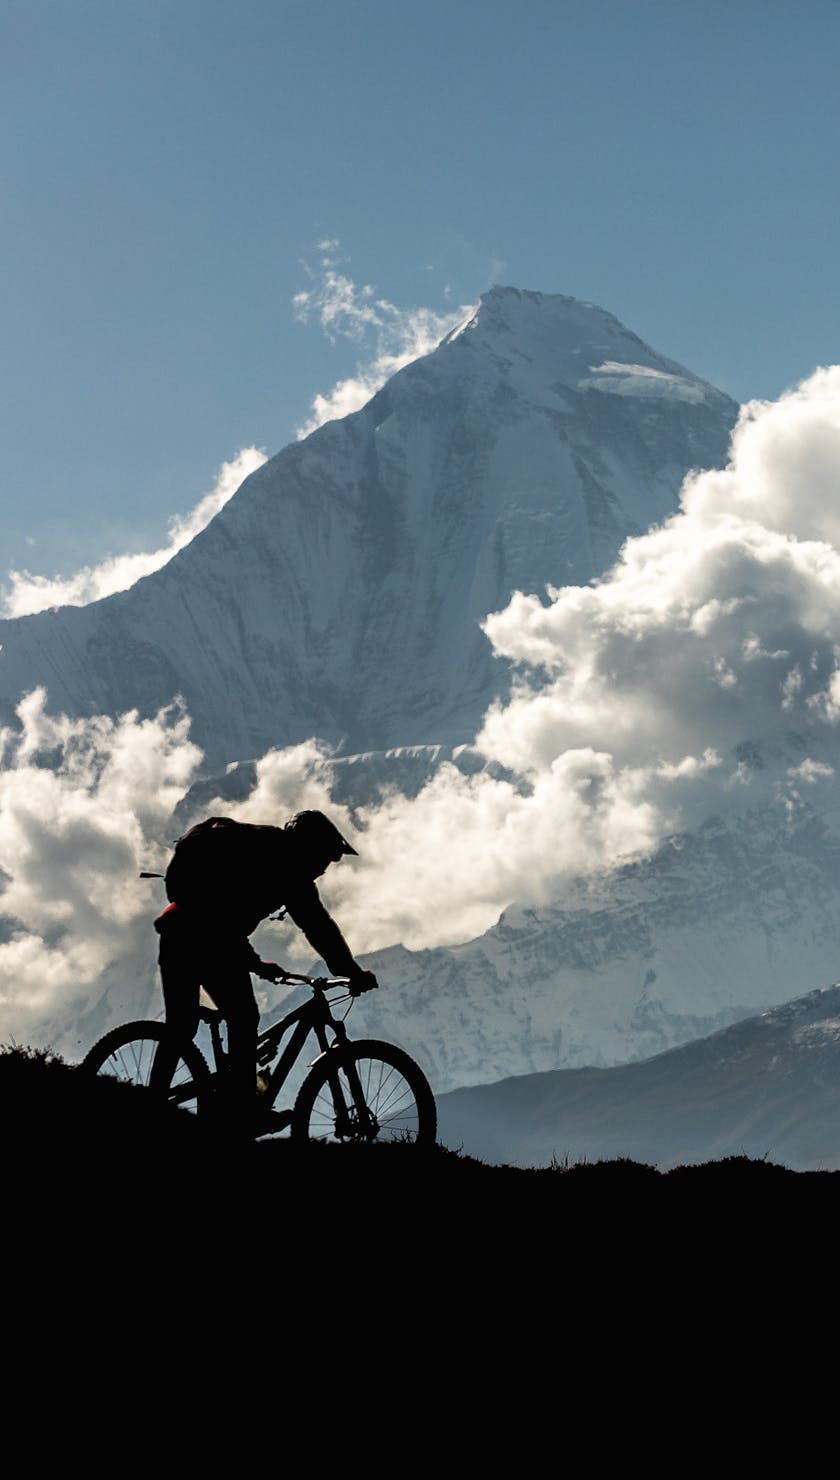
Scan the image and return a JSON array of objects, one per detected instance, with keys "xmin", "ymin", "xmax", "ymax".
[{"xmin": 79, "ymin": 973, "xmax": 437, "ymax": 1146}]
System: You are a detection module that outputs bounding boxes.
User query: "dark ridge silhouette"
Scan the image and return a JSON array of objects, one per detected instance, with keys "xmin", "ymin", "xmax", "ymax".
[
  {"xmin": 6, "ymin": 1042, "xmax": 832, "ymax": 1333},
  {"xmin": 6, "ymin": 1044, "xmax": 838, "ymax": 1201}
]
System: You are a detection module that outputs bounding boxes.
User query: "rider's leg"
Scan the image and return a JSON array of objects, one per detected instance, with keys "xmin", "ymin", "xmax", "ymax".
[
  {"xmin": 157, "ymin": 912, "xmax": 259, "ymax": 1130},
  {"xmin": 200, "ymin": 964, "xmax": 260, "ymax": 1127},
  {"xmin": 157, "ymin": 913, "xmax": 201, "ymax": 1049}
]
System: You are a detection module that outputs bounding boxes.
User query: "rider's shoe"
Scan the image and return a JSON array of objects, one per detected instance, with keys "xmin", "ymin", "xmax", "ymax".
[{"xmin": 254, "ymin": 1107, "xmax": 293, "ymax": 1136}]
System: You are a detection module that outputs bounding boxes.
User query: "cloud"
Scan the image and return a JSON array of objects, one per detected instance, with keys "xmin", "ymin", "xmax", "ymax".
[
  {"xmin": 293, "ymin": 245, "xmax": 474, "ymax": 438},
  {"xmin": 2, "ymin": 447, "xmax": 267, "ymax": 618},
  {"xmin": 480, "ymin": 370, "xmax": 840, "ymax": 764},
  {"xmin": 0, "ymin": 689, "xmax": 203, "ymax": 1050}
]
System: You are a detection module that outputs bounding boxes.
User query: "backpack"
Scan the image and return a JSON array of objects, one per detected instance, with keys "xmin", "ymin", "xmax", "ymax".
[{"xmin": 164, "ymin": 816, "xmax": 261, "ymax": 905}]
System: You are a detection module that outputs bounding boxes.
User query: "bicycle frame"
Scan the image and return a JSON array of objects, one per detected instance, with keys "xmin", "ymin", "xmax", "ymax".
[
  {"xmin": 180, "ymin": 976, "xmax": 371, "ymax": 1131},
  {"xmin": 267, "ymin": 978, "xmax": 397, "ymax": 1138},
  {"xmin": 256, "ymin": 979, "xmax": 353, "ymax": 1106}
]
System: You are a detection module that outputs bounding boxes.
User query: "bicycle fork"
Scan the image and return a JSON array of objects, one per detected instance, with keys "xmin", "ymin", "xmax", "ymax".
[
  {"xmin": 314, "ymin": 1022, "xmax": 378, "ymax": 1141},
  {"xmin": 324, "ymin": 1055, "xmax": 378, "ymax": 1139}
]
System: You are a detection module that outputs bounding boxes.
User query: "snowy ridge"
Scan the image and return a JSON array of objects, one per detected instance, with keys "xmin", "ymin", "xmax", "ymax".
[
  {"xmin": 309, "ymin": 796, "xmax": 840, "ymax": 1095},
  {"xmin": 581, "ymin": 362, "xmax": 709, "ymax": 402}
]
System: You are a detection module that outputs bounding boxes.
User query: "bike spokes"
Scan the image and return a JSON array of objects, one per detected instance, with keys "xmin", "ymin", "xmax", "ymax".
[
  {"xmin": 308, "ymin": 1055, "xmax": 427, "ymax": 1144},
  {"xmin": 81, "ymin": 1023, "xmax": 205, "ymax": 1115}
]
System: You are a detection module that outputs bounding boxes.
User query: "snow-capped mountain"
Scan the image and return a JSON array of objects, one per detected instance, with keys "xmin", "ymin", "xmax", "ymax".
[
  {"xmin": 288, "ymin": 791, "xmax": 840, "ymax": 1095},
  {"xmin": 9, "ymin": 284, "xmax": 794, "ymax": 1108},
  {"xmin": 0, "ymin": 288, "xmax": 737, "ymax": 767},
  {"xmin": 434, "ymin": 982, "xmax": 840, "ymax": 1171}
]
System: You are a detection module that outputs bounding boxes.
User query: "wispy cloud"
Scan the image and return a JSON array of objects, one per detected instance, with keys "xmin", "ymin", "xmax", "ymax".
[
  {"xmin": 2, "ymin": 447, "xmax": 267, "ymax": 618},
  {"xmin": 293, "ymin": 242, "xmax": 474, "ymax": 438}
]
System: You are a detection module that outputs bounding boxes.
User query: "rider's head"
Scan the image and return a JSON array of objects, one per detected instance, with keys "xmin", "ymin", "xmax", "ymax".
[{"xmin": 284, "ymin": 810, "xmax": 358, "ymax": 878}]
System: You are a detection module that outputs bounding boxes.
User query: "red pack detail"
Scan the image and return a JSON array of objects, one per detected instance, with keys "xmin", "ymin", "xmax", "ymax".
[{"xmin": 154, "ymin": 901, "xmax": 180, "ymax": 932}]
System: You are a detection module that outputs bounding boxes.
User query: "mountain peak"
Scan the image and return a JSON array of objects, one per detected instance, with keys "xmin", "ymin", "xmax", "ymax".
[
  {"xmin": 0, "ymin": 286, "xmax": 738, "ymax": 764},
  {"xmin": 444, "ymin": 284, "xmax": 725, "ymax": 407}
]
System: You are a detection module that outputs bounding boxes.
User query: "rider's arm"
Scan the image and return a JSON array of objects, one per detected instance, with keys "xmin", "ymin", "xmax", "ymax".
[
  {"xmin": 239, "ymin": 936, "xmax": 286, "ymax": 982},
  {"xmin": 239, "ymin": 937, "xmax": 277, "ymax": 978},
  {"xmin": 284, "ymin": 881, "xmax": 372, "ymax": 983}
]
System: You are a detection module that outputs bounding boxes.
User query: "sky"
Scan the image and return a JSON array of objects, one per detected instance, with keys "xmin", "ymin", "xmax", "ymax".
[{"xmin": 2, "ymin": 0, "xmax": 840, "ymax": 594}]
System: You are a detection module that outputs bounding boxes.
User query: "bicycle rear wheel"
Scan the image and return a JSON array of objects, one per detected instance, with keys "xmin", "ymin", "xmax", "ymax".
[
  {"xmin": 80, "ymin": 1021, "xmax": 211, "ymax": 1115},
  {"xmin": 290, "ymin": 1039, "xmax": 436, "ymax": 1146}
]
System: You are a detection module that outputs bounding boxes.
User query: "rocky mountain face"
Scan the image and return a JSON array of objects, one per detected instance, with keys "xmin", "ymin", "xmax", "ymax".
[
  {"xmin": 0, "ymin": 287, "xmax": 737, "ymax": 767},
  {"xmin": 434, "ymin": 982, "xmax": 840, "ymax": 1171},
  {"xmin": 286, "ymin": 794, "xmax": 840, "ymax": 1095}
]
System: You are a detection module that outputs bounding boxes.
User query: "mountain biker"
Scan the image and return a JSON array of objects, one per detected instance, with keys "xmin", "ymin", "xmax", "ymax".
[{"xmin": 154, "ymin": 810, "xmax": 378, "ymax": 1128}]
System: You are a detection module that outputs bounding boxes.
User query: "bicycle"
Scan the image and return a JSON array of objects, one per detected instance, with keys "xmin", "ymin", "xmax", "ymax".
[{"xmin": 79, "ymin": 973, "xmax": 437, "ymax": 1146}]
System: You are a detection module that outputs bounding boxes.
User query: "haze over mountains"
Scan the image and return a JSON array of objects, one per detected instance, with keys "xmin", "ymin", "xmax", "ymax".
[
  {"xmin": 4, "ymin": 285, "xmax": 840, "ymax": 1171},
  {"xmin": 436, "ymin": 983, "xmax": 840, "ymax": 1172}
]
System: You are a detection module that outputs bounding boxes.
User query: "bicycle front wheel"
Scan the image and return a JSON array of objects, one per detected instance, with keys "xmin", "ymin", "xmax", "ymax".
[
  {"xmin": 291, "ymin": 1039, "xmax": 437, "ymax": 1146},
  {"xmin": 79, "ymin": 1021, "xmax": 211, "ymax": 1115}
]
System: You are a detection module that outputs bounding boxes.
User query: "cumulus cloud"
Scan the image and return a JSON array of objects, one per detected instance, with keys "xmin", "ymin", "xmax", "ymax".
[
  {"xmin": 2, "ymin": 447, "xmax": 267, "ymax": 618},
  {"xmin": 0, "ymin": 689, "xmax": 203, "ymax": 1049},
  {"xmin": 481, "ymin": 369, "xmax": 840, "ymax": 762},
  {"xmin": 293, "ymin": 243, "xmax": 474, "ymax": 437}
]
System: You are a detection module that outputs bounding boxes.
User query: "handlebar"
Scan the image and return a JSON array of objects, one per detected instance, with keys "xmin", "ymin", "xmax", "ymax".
[
  {"xmin": 198, "ymin": 975, "xmax": 356, "ymax": 1026},
  {"xmin": 279, "ymin": 972, "xmax": 349, "ymax": 988},
  {"xmin": 275, "ymin": 972, "xmax": 377, "ymax": 996}
]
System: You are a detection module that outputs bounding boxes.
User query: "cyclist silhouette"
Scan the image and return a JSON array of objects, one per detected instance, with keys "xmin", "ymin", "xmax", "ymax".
[{"xmin": 154, "ymin": 811, "xmax": 377, "ymax": 1126}]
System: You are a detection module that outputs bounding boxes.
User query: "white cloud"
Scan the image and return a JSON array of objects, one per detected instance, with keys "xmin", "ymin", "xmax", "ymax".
[
  {"xmin": 2, "ymin": 447, "xmax": 267, "ymax": 618},
  {"xmin": 293, "ymin": 246, "xmax": 474, "ymax": 438},
  {"xmin": 0, "ymin": 689, "xmax": 203, "ymax": 1049}
]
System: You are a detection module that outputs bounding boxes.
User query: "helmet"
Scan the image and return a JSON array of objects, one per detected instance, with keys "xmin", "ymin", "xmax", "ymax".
[{"xmin": 284, "ymin": 810, "xmax": 358, "ymax": 866}]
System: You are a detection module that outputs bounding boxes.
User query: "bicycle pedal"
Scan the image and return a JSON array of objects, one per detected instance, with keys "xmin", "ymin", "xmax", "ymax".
[{"xmin": 255, "ymin": 1108, "xmax": 293, "ymax": 1136}]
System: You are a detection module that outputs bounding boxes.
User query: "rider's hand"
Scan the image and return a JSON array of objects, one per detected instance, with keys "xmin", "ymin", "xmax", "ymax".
[
  {"xmin": 348, "ymin": 969, "xmax": 378, "ymax": 996},
  {"xmin": 257, "ymin": 961, "xmax": 287, "ymax": 983}
]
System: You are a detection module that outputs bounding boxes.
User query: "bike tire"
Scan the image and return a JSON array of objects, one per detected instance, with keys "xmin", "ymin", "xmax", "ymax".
[
  {"xmin": 79, "ymin": 1021, "xmax": 211, "ymax": 1115},
  {"xmin": 290, "ymin": 1039, "xmax": 437, "ymax": 1146}
]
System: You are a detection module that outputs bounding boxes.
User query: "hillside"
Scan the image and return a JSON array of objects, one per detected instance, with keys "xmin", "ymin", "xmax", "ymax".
[
  {"xmin": 7, "ymin": 1042, "xmax": 835, "ymax": 1337},
  {"xmin": 5, "ymin": 1042, "xmax": 836, "ymax": 1207}
]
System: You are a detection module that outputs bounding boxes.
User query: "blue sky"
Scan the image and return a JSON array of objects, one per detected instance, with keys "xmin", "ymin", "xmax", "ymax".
[{"xmin": 2, "ymin": 0, "xmax": 839, "ymax": 590}]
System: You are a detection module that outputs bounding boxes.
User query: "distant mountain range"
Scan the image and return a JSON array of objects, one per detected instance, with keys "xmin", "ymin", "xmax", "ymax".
[
  {"xmin": 435, "ymin": 982, "xmax": 840, "ymax": 1171},
  {"xmin": 307, "ymin": 792, "xmax": 840, "ymax": 1094}
]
